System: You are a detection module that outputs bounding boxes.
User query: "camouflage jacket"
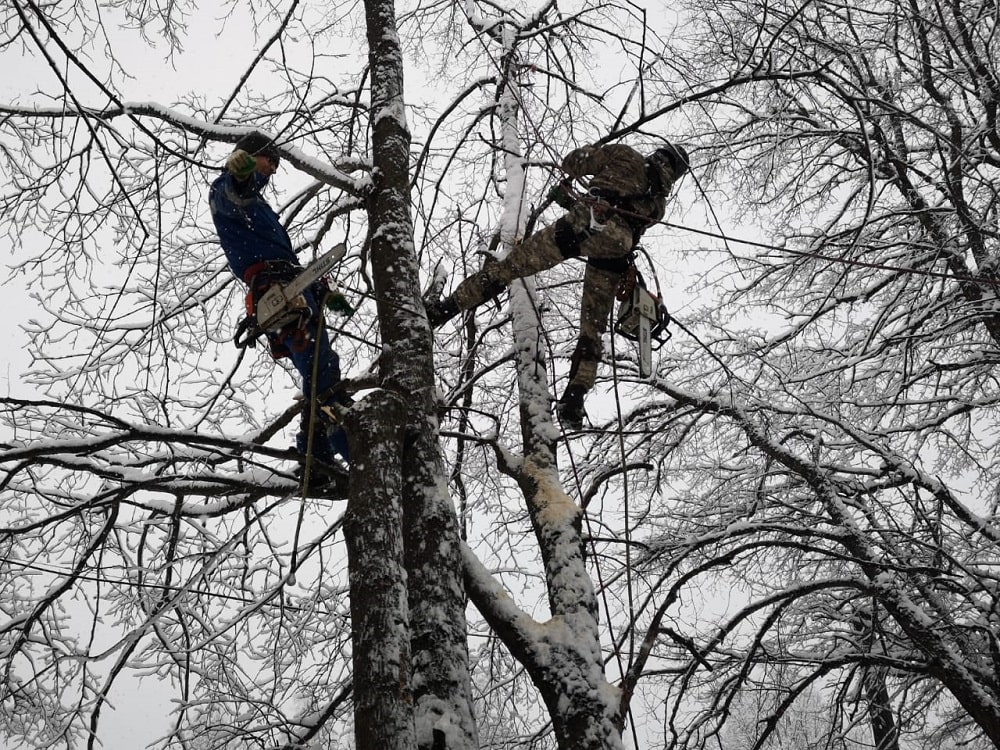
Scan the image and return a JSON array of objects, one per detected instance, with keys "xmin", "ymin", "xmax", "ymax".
[{"xmin": 562, "ymin": 143, "xmax": 667, "ymax": 236}]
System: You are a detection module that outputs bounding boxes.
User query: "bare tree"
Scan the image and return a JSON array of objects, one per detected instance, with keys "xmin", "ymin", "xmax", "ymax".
[
  {"xmin": 581, "ymin": 0, "xmax": 1000, "ymax": 748},
  {"xmin": 0, "ymin": 0, "xmax": 679, "ymax": 748},
  {"xmin": 12, "ymin": 0, "xmax": 1000, "ymax": 747}
]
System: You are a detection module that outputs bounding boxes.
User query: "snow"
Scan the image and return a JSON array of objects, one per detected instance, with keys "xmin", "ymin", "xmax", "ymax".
[
  {"xmin": 18, "ymin": 2, "xmax": 1000, "ymax": 749},
  {"xmin": 119, "ymin": 102, "xmax": 372, "ymax": 192}
]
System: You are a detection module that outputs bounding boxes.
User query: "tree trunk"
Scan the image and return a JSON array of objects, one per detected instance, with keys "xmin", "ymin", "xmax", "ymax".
[
  {"xmin": 862, "ymin": 667, "xmax": 900, "ymax": 750},
  {"xmin": 361, "ymin": 0, "xmax": 478, "ymax": 745},
  {"xmin": 344, "ymin": 392, "xmax": 415, "ymax": 750}
]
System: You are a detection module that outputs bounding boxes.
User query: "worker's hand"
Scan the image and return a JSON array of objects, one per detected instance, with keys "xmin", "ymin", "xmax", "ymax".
[
  {"xmin": 547, "ymin": 179, "xmax": 576, "ymax": 209},
  {"xmin": 325, "ymin": 290, "xmax": 355, "ymax": 317},
  {"xmin": 226, "ymin": 149, "xmax": 257, "ymax": 180}
]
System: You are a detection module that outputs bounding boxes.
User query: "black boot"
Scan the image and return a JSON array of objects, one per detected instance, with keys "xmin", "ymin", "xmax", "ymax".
[
  {"xmin": 426, "ymin": 296, "xmax": 460, "ymax": 328},
  {"xmin": 294, "ymin": 460, "xmax": 348, "ymax": 497},
  {"xmin": 557, "ymin": 384, "xmax": 588, "ymax": 430}
]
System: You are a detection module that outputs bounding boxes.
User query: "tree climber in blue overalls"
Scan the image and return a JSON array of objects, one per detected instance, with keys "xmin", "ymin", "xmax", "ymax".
[{"xmin": 209, "ymin": 133, "xmax": 350, "ymax": 479}]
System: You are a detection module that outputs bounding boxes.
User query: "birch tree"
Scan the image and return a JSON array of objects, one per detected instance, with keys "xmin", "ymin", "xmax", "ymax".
[{"xmin": 451, "ymin": 6, "xmax": 628, "ymax": 748}]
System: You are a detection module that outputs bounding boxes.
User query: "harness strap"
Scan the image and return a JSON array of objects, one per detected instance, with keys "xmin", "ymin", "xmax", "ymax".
[
  {"xmin": 243, "ymin": 259, "xmax": 301, "ymax": 286},
  {"xmin": 583, "ymin": 188, "xmax": 655, "ymax": 243}
]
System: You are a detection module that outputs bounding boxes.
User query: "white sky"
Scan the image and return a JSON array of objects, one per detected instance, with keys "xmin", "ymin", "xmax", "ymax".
[
  {"xmin": 0, "ymin": 3, "xmax": 746, "ymax": 748},
  {"xmin": 1, "ymin": 8, "xmax": 277, "ymax": 748}
]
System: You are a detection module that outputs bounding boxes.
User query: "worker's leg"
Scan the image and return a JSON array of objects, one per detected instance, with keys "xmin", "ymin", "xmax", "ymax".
[
  {"xmin": 283, "ymin": 293, "xmax": 350, "ymax": 464},
  {"xmin": 566, "ymin": 215, "xmax": 634, "ymax": 385},
  {"xmin": 557, "ymin": 262, "xmax": 622, "ymax": 429},
  {"xmin": 556, "ymin": 213, "xmax": 633, "ymax": 428},
  {"xmin": 427, "ymin": 225, "xmax": 565, "ymax": 327},
  {"xmin": 570, "ymin": 262, "xmax": 622, "ymax": 391},
  {"xmin": 576, "ymin": 212, "xmax": 634, "ymax": 261},
  {"xmin": 427, "ymin": 198, "xmax": 627, "ymax": 328}
]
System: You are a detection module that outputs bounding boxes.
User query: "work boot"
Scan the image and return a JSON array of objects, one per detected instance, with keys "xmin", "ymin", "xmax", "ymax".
[
  {"xmin": 557, "ymin": 384, "xmax": 588, "ymax": 430},
  {"xmin": 298, "ymin": 399, "xmax": 350, "ymax": 465},
  {"xmin": 426, "ymin": 295, "xmax": 460, "ymax": 328},
  {"xmin": 294, "ymin": 458, "xmax": 348, "ymax": 496},
  {"xmin": 295, "ymin": 419, "xmax": 348, "ymax": 494}
]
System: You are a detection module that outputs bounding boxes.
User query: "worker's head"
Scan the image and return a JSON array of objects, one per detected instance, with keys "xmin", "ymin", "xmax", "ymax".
[
  {"xmin": 647, "ymin": 143, "xmax": 688, "ymax": 194},
  {"xmin": 235, "ymin": 133, "xmax": 281, "ymax": 177}
]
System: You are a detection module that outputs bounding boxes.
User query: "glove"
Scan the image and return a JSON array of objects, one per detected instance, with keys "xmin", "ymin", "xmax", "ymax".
[
  {"xmin": 226, "ymin": 149, "xmax": 257, "ymax": 179},
  {"xmin": 325, "ymin": 290, "xmax": 355, "ymax": 317},
  {"xmin": 547, "ymin": 179, "xmax": 576, "ymax": 209}
]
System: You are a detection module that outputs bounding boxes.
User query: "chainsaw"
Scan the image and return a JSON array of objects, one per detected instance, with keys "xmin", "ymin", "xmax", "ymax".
[
  {"xmin": 614, "ymin": 282, "xmax": 671, "ymax": 378},
  {"xmin": 234, "ymin": 242, "xmax": 346, "ymax": 349}
]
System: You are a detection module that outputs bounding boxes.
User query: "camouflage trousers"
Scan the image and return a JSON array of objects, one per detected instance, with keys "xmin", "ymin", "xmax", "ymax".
[{"xmin": 450, "ymin": 202, "xmax": 634, "ymax": 391}]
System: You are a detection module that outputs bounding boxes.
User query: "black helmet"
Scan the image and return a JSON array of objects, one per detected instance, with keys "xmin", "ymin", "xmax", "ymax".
[
  {"xmin": 647, "ymin": 143, "xmax": 689, "ymax": 192},
  {"xmin": 235, "ymin": 133, "xmax": 281, "ymax": 165}
]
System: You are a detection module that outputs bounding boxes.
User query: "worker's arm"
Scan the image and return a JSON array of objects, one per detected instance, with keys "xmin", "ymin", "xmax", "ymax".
[{"xmin": 561, "ymin": 144, "xmax": 611, "ymax": 179}]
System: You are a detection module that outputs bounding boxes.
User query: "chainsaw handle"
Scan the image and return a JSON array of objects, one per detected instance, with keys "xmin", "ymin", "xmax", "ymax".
[
  {"xmin": 233, "ymin": 316, "xmax": 260, "ymax": 350},
  {"xmin": 648, "ymin": 304, "xmax": 673, "ymax": 349}
]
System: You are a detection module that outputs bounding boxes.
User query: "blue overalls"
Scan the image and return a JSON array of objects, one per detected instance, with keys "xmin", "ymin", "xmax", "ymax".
[{"xmin": 209, "ymin": 170, "xmax": 349, "ymax": 464}]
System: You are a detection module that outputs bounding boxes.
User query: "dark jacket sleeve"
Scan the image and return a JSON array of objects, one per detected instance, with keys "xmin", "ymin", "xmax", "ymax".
[{"xmin": 562, "ymin": 144, "xmax": 649, "ymax": 197}]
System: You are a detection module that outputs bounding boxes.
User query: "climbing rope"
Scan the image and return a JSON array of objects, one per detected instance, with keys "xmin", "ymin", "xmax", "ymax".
[
  {"xmin": 551, "ymin": 303, "xmax": 642, "ymax": 741},
  {"xmin": 288, "ymin": 287, "xmax": 338, "ymax": 582},
  {"xmin": 607, "ymin": 305, "xmax": 639, "ymax": 715}
]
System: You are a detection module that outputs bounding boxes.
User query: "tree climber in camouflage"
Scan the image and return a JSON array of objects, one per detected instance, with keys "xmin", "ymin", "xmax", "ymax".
[
  {"xmin": 425, "ymin": 141, "xmax": 689, "ymax": 429},
  {"xmin": 209, "ymin": 133, "xmax": 351, "ymax": 476}
]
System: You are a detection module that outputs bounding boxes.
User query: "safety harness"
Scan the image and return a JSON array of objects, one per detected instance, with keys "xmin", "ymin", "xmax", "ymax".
[
  {"xmin": 233, "ymin": 243, "xmax": 349, "ymax": 357},
  {"xmin": 586, "ymin": 187, "xmax": 660, "ymax": 242},
  {"xmin": 555, "ymin": 181, "xmax": 673, "ymax": 377}
]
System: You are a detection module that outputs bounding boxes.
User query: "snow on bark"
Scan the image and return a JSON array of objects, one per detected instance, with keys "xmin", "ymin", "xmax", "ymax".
[
  {"xmin": 455, "ymin": 16, "xmax": 626, "ymax": 748},
  {"xmin": 521, "ymin": 458, "xmax": 597, "ymax": 618},
  {"xmin": 362, "ymin": 0, "xmax": 479, "ymax": 745},
  {"xmin": 343, "ymin": 390, "xmax": 415, "ymax": 750},
  {"xmin": 463, "ymin": 539, "xmax": 625, "ymax": 750},
  {"xmin": 403, "ymin": 451, "xmax": 480, "ymax": 750},
  {"xmin": 58, "ymin": 101, "xmax": 374, "ymax": 193}
]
